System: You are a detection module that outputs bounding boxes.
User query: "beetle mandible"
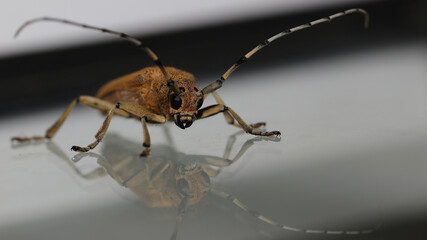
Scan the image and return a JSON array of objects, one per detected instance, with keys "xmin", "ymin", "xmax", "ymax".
[{"xmin": 11, "ymin": 8, "xmax": 369, "ymax": 156}]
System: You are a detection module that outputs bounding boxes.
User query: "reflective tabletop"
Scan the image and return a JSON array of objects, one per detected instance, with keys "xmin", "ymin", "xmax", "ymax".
[{"xmin": 1, "ymin": 42, "xmax": 427, "ymax": 240}]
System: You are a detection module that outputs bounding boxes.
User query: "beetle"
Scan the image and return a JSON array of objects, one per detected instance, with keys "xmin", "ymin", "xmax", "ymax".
[{"xmin": 11, "ymin": 8, "xmax": 369, "ymax": 156}]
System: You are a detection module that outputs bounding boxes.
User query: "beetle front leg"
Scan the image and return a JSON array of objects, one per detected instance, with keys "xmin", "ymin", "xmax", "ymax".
[
  {"xmin": 71, "ymin": 104, "xmax": 117, "ymax": 152},
  {"xmin": 72, "ymin": 101, "xmax": 166, "ymax": 156},
  {"xmin": 197, "ymin": 104, "xmax": 280, "ymax": 137},
  {"xmin": 211, "ymin": 91, "xmax": 265, "ymax": 129},
  {"xmin": 227, "ymin": 107, "xmax": 280, "ymax": 136}
]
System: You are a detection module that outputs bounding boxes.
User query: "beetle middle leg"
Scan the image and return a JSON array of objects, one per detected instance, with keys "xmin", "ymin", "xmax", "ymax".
[
  {"xmin": 71, "ymin": 101, "xmax": 166, "ymax": 157},
  {"xmin": 211, "ymin": 91, "xmax": 266, "ymax": 129},
  {"xmin": 197, "ymin": 104, "xmax": 280, "ymax": 136},
  {"xmin": 140, "ymin": 117, "xmax": 151, "ymax": 157},
  {"xmin": 117, "ymin": 101, "xmax": 166, "ymax": 157}
]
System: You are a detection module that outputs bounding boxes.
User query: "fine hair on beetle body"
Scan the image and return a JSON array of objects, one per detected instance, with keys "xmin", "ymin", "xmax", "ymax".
[{"xmin": 11, "ymin": 8, "xmax": 369, "ymax": 157}]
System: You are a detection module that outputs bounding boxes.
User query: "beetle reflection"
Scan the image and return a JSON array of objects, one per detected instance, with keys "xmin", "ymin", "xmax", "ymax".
[
  {"xmin": 72, "ymin": 131, "xmax": 266, "ymax": 204},
  {"xmin": 47, "ymin": 130, "xmax": 279, "ymax": 239},
  {"xmin": 46, "ymin": 131, "xmax": 377, "ymax": 239}
]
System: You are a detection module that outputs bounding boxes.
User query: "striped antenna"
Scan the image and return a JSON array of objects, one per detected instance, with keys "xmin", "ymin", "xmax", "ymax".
[
  {"xmin": 212, "ymin": 189, "xmax": 381, "ymax": 235},
  {"xmin": 14, "ymin": 17, "xmax": 181, "ymax": 94},
  {"xmin": 201, "ymin": 8, "xmax": 369, "ymax": 95},
  {"xmin": 170, "ymin": 197, "xmax": 188, "ymax": 240}
]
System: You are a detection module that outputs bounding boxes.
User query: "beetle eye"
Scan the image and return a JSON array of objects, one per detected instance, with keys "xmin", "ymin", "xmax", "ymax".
[
  {"xmin": 170, "ymin": 95, "xmax": 182, "ymax": 109},
  {"xmin": 201, "ymin": 171, "xmax": 210, "ymax": 185},
  {"xmin": 196, "ymin": 98, "xmax": 203, "ymax": 110},
  {"xmin": 177, "ymin": 178, "xmax": 190, "ymax": 195}
]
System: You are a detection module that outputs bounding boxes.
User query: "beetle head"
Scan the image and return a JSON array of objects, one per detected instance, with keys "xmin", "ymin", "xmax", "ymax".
[
  {"xmin": 176, "ymin": 163, "xmax": 210, "ymax": 199},
  {"xmin": 169, "ymin": 82, "xmax": 203, "ymax": 129}
]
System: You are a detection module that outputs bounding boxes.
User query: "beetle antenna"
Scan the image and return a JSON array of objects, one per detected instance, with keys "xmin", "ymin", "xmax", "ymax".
[
  {"xmin": 170, "ymin": 197, "xmax": 188, "ymax": 240},
  {"xmin": 14, "ymin": 17, "xmax": 181, "ymax": 94},
  {"xmin": 201, "ymin": 8, "xmax": 369, "ymax": 95},
  {"xmin": 211, "ymin": 189, "xmax": 381, "ymax": 235}
]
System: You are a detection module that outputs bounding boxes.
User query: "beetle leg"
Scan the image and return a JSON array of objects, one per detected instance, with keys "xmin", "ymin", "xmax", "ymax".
[
  {"xmin": 11, "ymin": 96, "xmax": 131, "ymax": 144},
  {"xmin": 45, "ymin": 142, "xmax": 107, "ymax": 179},
  {"xmin": 71, "ymin": 101, "xmax": 166, "ymax": 156},
  {"xmin": 71, "ymin": 105, "xmax": 117, "ymax": 152},
  {"xmin": 115, "ymin": 101, "xmax": 167, "ymax": 123},
  {"xmin": 140, "ymin": 117, "xmax": 151, "ymax": 157},
  {"xmin": 11, "ymin": 98, "xmax": 77, "ymax": 143},
  {"xmin": 212, "ymin": 91, "xmax": 265, "ymax": 129},
  {"xmin": 114, "ymin": 101, "xmax": 166, "ymax": 157},
  {"xmin": 199, "ymin": 131, "xmax": 280, "ymax": 177},
  {"xmin": 148, "ymin": 160, "xmax": 171, "ymax": 181},
  {"xmin": 197, "ymin": 104, "xmax": 280, "ymax": 137},
  {"xmin": 78, "ymin": 96, "xmax": 130, "ymax": 117}
]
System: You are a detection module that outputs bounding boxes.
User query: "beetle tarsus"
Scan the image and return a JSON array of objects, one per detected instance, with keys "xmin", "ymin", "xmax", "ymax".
[
  {"xmin": 139, "ymin": 149, "xmax": 151, "ymax": 157},
  {"xmin": 261, "ymin": 130, "xmax": 281, "ymax": 137},
  {"xmin": 249, "ymin": 122, "xmax": 266, "ymax": 128},
  {"xmin": 11, "ymin": 136, "xmax": 46, "ymax": 143},
  {"xmin": 11, "ymin": 137, "xmax": 30, "ymax": 142},
  {"xmin": 247, "ymin": 129, "xmax": 281, "ymax": 137},
  {"xmin": 71, "ymin": 145, "xmax": 90, "ymax": 152},
  {"xmin": 271, "ymin": 131, "xmax": 281, "ymax": 136}
]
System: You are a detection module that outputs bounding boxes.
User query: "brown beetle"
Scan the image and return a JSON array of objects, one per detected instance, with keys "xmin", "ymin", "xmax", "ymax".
[{"xmin": 12, "ymin": 9, "xmax": 368, "ymax": 156}]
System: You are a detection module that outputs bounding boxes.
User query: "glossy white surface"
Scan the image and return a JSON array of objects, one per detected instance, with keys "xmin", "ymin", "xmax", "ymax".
[{"xmin": 1, "ymin": 42, "xmax": 427, "ymax": 239}]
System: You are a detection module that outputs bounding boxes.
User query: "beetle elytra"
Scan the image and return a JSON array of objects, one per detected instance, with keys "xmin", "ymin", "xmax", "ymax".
[{"xmin": 11, "ymin": 8, "xmax": 369, "ymax": 156}]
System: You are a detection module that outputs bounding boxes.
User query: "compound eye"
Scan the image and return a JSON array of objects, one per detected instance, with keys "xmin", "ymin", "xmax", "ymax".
[
  {"xmin": 201, "ymin": 171, "xmax": 210, "ymax": 185},
  {"xmin": 170, "ymin": 94, "xmax": 182, "ymax": 109},
  {"xmin": 177, "ymin": 178, "xmax": 190, "ymax": 195},
  {"xmin": 196, "ymin": 98, "xmax": 203, "ymax": 110}
]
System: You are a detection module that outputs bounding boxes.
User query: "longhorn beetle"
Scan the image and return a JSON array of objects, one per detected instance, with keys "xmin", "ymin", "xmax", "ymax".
[{"xmin": 12, "ymin": 9, "xmax": 369, "ymax": 157}]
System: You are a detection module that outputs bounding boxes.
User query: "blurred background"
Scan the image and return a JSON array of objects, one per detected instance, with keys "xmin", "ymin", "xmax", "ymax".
[
  {"xmin": 1, "ymin": 0, "xmax": 425, "ymax": 115},
  {"xmin": 1, "ymin": 0, "xmax": 427, "ymax": 240}
]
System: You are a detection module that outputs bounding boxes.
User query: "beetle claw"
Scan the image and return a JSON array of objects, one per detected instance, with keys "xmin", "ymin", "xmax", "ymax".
[
  {"xmin": 71, "ymin": 145, "xmax": 89, "ymax": 152},
  {"xmin": 272, "ymin": 131, "xmax": 281, "ymax": 136},
  {"xmin": 139, "ymin": 149, "xmax": 150, "ymax": 157}
]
